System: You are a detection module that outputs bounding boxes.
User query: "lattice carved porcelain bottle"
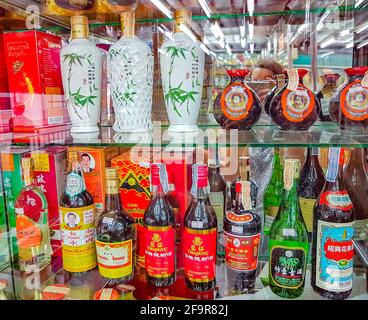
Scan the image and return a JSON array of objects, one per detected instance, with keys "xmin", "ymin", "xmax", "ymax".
[
  {"xmin": 160, "ymin": 9, "xmax": 205, "ymax": 133},
  {"xmin": 108, "ymin": 11, "xmax": 153, "ymax": 133},
  {"xmin": 61, "ymin": 16, "xmax": 102, "ymax": 136}
]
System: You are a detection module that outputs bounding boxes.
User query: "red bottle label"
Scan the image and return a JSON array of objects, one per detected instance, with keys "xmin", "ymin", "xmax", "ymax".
[
  {"xmin": 224, "ymin": 232, "xmax": 260, "ymax": 271},
  {"xmin": 340, "ymin": 79, "xmax": 368, "ymax": 121},
  {"xmin": 226, "ymin": 211, "xmax": 253, "ymax": 223},
  {"xmin": 281, "ymin": 84, "xmax": 315, "ymax": 122},
  {"xmin": 183, "ymin": 228, "xmax": 217, "ymax": 283},
  {"xmin": 220, "ymin": 82, "xmax": 253, "ymax": 121},
  {"xmin": 319, "ymin": 191, "xmax": 353, "ymax": 211},
  {"xmin": 324, "ymin": 238, "xmax": 354, "ymax": 262},
  {"xmin": 144, "ymin": 226, "xmax": 175, "ymax": 278}
]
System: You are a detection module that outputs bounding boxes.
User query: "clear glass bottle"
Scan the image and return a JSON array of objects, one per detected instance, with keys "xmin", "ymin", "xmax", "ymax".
[
  {"xmin": 108, "ymin": 11, "xmax": 153, "ymax": 132},
  {"xmin": 60, "ymin": 15, "xmax": 102, "ymax": 136},
  {"xmin": 269, "ymin": 159, "xmax": 309, "ymax": 299},
  {"xmin": 96, "ymin": 168, "xmax": 136, "ymax": 285},
  {"xmin": 14, "ymin": 157, "xmax": 52, "ymax": 272}
]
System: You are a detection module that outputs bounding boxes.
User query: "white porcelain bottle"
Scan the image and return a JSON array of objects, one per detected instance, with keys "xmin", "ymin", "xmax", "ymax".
[
  {"xmin": 108, "ymin": 11, "xmax": 153, "ymax": 133},
  {"xmin": 160, "ymin": 9, "xmax": 204, "ymax": 133},
  {"xmin": 60, "ymin": 16, "xmax": 102, "ymax": 137}
]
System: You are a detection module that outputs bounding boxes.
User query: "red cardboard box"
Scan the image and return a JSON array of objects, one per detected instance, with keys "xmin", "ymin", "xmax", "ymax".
[
  {"xmin": 3, "ymin": 30, "xmax": 69, "ymax": 132},
  {"xmin": 0, "ymin": 33, "xmax": 10, "ymax": 112}
]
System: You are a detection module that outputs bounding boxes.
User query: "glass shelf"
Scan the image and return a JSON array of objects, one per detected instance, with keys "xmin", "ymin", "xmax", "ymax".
[{"xmin": 4, "ymin": 121, "xmax": 368, "ymax": 148}]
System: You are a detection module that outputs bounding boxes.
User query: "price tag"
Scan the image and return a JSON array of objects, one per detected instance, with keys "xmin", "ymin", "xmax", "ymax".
[{"xmin": 282, "ymin": 228, "xmax": 297, "ymax": 237}]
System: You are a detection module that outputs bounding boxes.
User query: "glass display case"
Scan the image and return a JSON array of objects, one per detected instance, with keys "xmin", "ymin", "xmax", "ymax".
[{"xmin": 0, "ymin": 0, "xmax": 367, "ymax": 301}]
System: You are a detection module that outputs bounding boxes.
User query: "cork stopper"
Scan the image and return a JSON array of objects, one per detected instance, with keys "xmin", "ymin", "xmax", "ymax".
[
  {"xmin": 105, "ymin": 167, "xmax": 119, "ymax": 180},
  {"xmin": 70, "ymin": 15, "xmax": 89, "ymax": 40},
  {"xmin": 174, "ymin": 9, "xmax": 192, "ymax": 33},
  {"xmin": 120, "ymin": 11, "xmax": 135, "ymax": 38}
]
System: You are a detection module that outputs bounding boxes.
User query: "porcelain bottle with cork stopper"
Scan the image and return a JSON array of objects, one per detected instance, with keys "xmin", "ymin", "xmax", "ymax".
[
  {"xmin": 60, "ymin": 15, "xmax": 102, "ymax": 138},
  {"xmin": 160, "ymin": 8, "xmax": 204, "ymax": 133},
  {"xmin": 108, "ymin": 10, "xmax": 153, "ymax": 133}
]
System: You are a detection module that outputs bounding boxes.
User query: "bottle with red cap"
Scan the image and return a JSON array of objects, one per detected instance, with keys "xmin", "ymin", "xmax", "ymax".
[
  {"xmin": 329, "ymin": 67, "xmax": 368, "ymax": 132},
  {"xmin": 213, "ymin": 69, "xmax": 261, "ymax": 130},
  {"xmin": 183, "ymin": 164, "xmax": 217, "ymax": 291},
  {"xmin": 143, "ymin": 163, "xmax": 176, "ymax": 287},
  {"xmin": 269, "ymin": 68, "xmax": 319, "ymax": 130},
  {"xmin": 224, "ymin": 181, "xmax": 261, "ymax": 293}
]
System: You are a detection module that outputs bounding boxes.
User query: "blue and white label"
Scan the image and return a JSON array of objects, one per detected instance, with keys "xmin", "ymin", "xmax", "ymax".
[
  {"xmin": 326, "ymin": 147, "xmax": 340, "ymax": 182},
  {"xmin": 315, "ymin": 220, "xmax": 355, "ymax": 292},
  {"xmin": 65, "ymin": 172, "xmax": 85, "ymax": 198}
]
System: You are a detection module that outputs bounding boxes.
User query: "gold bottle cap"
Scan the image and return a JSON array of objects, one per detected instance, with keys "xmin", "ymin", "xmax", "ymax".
[
  {"xmin": 70, "ymin": 15, "xmax": 89, "ymax": 40},
  {"xmin": 105, "ymin": 168, "xmax": 119, "ymax": 180},
  {"xmin": 120, "ymin": 11, "xmax": 135, "ymax": 38},
  {"xmin": 174, "ymin": 9, "xmax": 192, "ymax": 33}
]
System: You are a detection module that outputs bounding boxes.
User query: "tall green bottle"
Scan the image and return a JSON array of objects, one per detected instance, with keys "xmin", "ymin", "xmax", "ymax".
[
  {"xmin": 264, "ymin": 147, "xmax": 284, "ymax": 234},
  {"xmin": 268, "ymin": 159, "xmax": 309, "ymax": 299}
]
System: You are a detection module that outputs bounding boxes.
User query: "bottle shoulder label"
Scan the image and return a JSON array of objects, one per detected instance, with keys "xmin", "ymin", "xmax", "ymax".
[
  {"xmin": 319, "ymin": 190, "xmax": 353, "ymax": 211},
  {"xmin": 220, "ymin": 82, "xmax": 253, "ymax": 121},
  {"xmin": 225, "ymin": 211, "xmax": 253, "ymax": 224},
  {"xmin": 340, "ymin": 79, "xmax": 368, "ymax": 121},
  {"xmin": 315, "ymin": 220, "xmax": 354, "ymax": 292},
  {"xmin": 65, "ymin": 172, "xmax": 85, "ymax": 197},
  {"xmin": 281, "ymin": 84, "xmax": 315, "ymax": 122}
]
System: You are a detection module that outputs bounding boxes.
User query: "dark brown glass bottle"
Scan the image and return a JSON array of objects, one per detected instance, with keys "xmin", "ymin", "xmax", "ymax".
[
  {"xmin": 183, "ymin": 164, "xmax": 217, "ymax": 291},
  {"xmin": 343, "ymin": 148, "xmax": 368, "ymax": 241},
  {"xmin": 329, "ymin": 67, "xmax": 368, "ymax": 132},
  {"xmin": 298, "ymin": 147, "xmax": 325, "ymax": 240},
  {"xmin": 213, "ymin": 69, "xmax": 261, "ymax": 130},
  {"xmin": 166, "ymin": 171, "xmax": 181, "ymax": 244},
  {"xmin": 143, "ymin": 163, "xmax": 176, "ymax": 287},
  {"xmin": 224, "ymin": 181, "xmax": 261, "ymax": 293},
  {"xmin": 312, "ymin": 147, "xmax": 355, "ymax": 300},
  {"xmin": 230, "ymin": 156, "xmax": 257, "ymax": 211},
  {"xmin": 59, "ymin": 151, "xmax": 96, "ymax": 274},
  {"xmin": 270, "ymin": 68, "xmax": 319, "ymax": 131},
  {"xmin": 96, "ymin": 168, "xmax": 136, "ymax": 285}
]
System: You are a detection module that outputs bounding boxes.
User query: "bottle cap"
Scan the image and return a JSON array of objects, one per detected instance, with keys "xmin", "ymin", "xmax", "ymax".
[
  {"xmin": 105, "ymin": 167, "xmax": 119, "ymax": 180},
  {"xmin": 174, "ymin": 9, "xmax": 192, "ymax": 33},
  {"xmin": 70, "ymin": 15, "xmax": 89, "ymax": 40}
]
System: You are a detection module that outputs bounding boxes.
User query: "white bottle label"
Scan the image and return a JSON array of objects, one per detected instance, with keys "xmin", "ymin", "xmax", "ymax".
[{"xmin": 209, "ymin": 192, "xmax": 224, "ymax": 232}]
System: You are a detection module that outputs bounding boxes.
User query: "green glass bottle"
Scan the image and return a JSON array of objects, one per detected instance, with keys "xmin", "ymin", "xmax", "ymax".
[
  {"xmin": 268, "ymin": 159, "xmax": 309, "ymax": 299},
  {"xmin": 264, "ymin": 147, "xmax": 284, "ymax": 234}
]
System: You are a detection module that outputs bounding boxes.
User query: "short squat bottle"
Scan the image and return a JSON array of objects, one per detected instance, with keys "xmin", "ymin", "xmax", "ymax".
[{"xmin": 270, "ymin": 68, "xmax": 319, "ymax": 131}]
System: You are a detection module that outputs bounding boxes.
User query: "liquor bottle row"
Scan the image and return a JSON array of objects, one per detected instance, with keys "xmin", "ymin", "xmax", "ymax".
[
  {"xmin": 2, "ymin": 7, "xmax": 367, "ymax": 136},
  {"xmin": 4, "ymin": 146, "xmax": 367, "ymax": 300}
]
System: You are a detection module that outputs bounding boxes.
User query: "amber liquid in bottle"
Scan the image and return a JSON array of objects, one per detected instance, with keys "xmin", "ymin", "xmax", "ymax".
[
  {"xmin": 183, "ymin": 164, "xmax": 217, "ymax": 291},
  {"xmin": 96, "ymin": 168, "xmax": 136, "ymax": 285},
  {"xmin": 59, "ymin": 151, "xmax": 96, "ymax": 277},
  {"xmin": 143, "ymin": 163, "xmax": 176, "ymax": 287}
]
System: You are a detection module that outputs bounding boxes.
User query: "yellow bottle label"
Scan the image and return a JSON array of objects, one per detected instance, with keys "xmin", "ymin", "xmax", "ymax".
[
  {"xmin": 60, "ymin": 205, "xmax": 97, "ymax": 273},
  {"xmin": 299, "ymin": 197, "xmax": 316, "ymax": 233},
  {"xmin": 96, "ymin": 239, "xmax": 133, "ymax": 279}
]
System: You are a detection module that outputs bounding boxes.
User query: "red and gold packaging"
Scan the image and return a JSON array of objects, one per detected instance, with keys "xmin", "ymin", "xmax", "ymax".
[
  {"xmin": 112, "ymin": 147, "xmax": 152, "ymax": 267},
  {"xmin": 67, "ymin": 146, "xmax": 120, "ymax": 214},
  {"xmin": 3, "ymin": 30, "xmax": 68, "ymax": 133}
]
